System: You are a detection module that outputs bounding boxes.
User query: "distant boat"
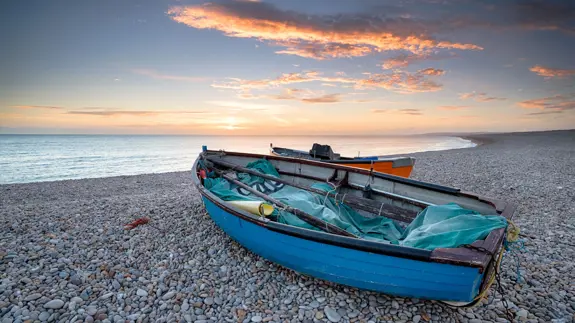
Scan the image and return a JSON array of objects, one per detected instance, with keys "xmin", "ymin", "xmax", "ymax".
[
  {"xmin": 193, "ymin": 147, "xmax": 516, "ymax": 305},
  {"xmin": 270, "ymin": 143, "xmax": 415, "ymax": 178}
]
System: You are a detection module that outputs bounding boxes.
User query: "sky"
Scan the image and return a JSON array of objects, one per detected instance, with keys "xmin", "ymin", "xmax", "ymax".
[{"xmin": 1, "ymin": 0, "xmax": 574, "ymax": 135}]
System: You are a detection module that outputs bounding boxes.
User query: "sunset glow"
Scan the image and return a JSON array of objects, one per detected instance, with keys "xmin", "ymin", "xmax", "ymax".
[{"xmin": 1, "ymin": 0, "xmax": 574, "ymax": 135}]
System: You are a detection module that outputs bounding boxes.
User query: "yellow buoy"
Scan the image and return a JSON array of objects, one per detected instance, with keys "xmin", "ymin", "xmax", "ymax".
[{"xmin": 227, "ymin": 200, "xmax": 274, "ymax": 217}]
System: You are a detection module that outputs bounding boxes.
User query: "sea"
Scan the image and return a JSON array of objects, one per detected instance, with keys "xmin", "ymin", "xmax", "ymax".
[{"xmin": 0, "ymin": 135, "xmax": 476, "ymax": 184}]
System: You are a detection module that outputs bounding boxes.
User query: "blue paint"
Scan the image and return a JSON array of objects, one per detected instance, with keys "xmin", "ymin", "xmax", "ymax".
[
  {"xmin": 202, "ymin": 145, "xmax": 207, "ymax": 152},
  {"xmin": 354, "ymin": 156, "xmax": 379, "ymax": 161},
  {"xmin": 202, "ymin": 197, "xmax": 483, "ymax": 302}
]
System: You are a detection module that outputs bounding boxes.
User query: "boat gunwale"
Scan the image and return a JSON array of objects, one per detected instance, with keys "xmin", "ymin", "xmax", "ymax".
[
  {"xmin": 270, "ymin": 146, "xmax": 415, "ymax": 166},
  {"xmin": 192, "ymin": 150, "xmax": 516, "ymax": 271}
]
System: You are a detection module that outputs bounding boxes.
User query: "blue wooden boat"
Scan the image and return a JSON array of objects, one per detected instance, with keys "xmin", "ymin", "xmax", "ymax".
[{"xmin": 192, "ymin": 148, "xmax": 515, "ymax": 306}]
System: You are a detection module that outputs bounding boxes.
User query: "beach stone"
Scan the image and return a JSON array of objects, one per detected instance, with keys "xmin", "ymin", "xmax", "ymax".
[
  {"xmin": 1, "ymin": 131, "xmax": 573, "ymax": 323},
  {"xmin": 324, "ymin": 306, "xmax": 341, "ymax": 322},
  {"xmin": 251, "ymin": 316, "xmax": 262, "ymax": 322},
  {"xmin": 517, "ymin": 309, "xmax": 528, "ymax": 319},
  {"xmin": 71, "ymin": 296, "xmax": 83, "ymax": 304},
  {"xmin": 70, "ymin": 275, "xmax": 82, "ymax": 286},
  {"xmin": 43, "ymin": 299, "xmax": 64, "ymax": 309},
  {"xmin": 86, "ymin": 306, "xmax": 98, "ymax": 316},
  {"xmin": 203, "ymin": 297, "xmax": 213, "ymax": 305},
  {"xmin": 136, "ymin": 289, "xmax": 148, "ymax": 297},
  {"xmin": 100, "ymin": 292, "xmax": 114, "ymax": 299},
  {"xmin": 38, "ymin": 312, "xmax": 50, "ymax": 321},
  {"xmin": 24, "ymin": 293, "xmax": 42, "ymax": 301},
  {"xmin": 162, "ymin": 291, "xmax": 176, "ymax": 300}
]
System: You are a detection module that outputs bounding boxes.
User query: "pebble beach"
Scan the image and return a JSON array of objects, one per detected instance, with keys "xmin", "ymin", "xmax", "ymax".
[{"xmin": 1, "ymin": 130, "xmax": 574, "ymax": 323}]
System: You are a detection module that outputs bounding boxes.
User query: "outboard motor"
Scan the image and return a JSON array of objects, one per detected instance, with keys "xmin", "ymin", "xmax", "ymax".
[{"xmin": 310, "ymin": 143, "xmax": 338, "ymax": 160}]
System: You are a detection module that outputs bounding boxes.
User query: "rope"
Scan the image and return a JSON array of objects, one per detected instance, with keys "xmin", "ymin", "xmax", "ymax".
[
  {"xmin": 339, "ymin": 193, "xmax": 347, "ymax": 206},
  {"xmin": 322, "ymin": 181, "xmax": 338, "ymax": 206},
  {"xmin": 459, "ymin": 219, "xmax": 523, "ymax": 322},
  {"xmin": 378, "ymin": 203, "xmax": 385, "ymax": 216},
  {"xmin": 504, "ymin": 220, "xmax": 525, "ymax": 284}
]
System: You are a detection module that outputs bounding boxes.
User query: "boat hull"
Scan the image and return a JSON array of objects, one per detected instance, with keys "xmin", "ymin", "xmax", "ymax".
[
  {"xmin": 269, "ymin": 149, "xmax": 415, "ymax": 178},
  {"xmin": 332, "ymin": 160, "xmax": 413, "ymax": 178},
  {"xmin": 202, "ymin": 196, "xmax": 483, "ymax": 302}
]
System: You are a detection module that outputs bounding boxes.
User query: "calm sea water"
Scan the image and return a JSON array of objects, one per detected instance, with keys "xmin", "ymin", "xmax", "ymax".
[{"xmin": 0, "ymin": 135, "xmax": 475, "ymax": 184}]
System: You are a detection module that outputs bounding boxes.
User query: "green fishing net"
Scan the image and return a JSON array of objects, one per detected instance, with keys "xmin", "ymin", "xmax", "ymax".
[{"xmin": 204, "ymin": 159, "xmax": 508, "ymax": 250}]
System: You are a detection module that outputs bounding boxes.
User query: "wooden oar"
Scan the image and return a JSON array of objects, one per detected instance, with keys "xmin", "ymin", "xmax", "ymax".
[
  {"xmin": 211, "ymin": 168, "xmax": 358, "ymax": 238},
  {"xmin": 205, "ymin": 157, "xmax": 417, "ymax": 223}
]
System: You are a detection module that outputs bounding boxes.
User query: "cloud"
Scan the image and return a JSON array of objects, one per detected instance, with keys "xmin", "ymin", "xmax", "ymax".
[
  {"xmin": 517, "ymin": 94, "xmax": 575, "ymax": 115},
  {"xmin": 12, "ymin": 105, "xmax": 65, "ymax": 110},
  {"xmin": 514, "ymin": 1, "xmax": 575, "ymax": 35},
  {"xmin": 418, "ymin": 68, "xmax": 446, "ymax": 76},
  {"xmin": 301, "ymin": 93, "xmax": 341, "ymax": 104},
  {"xmin": 529, "ymin": 65, "xmax": 575, "ymax": 79},
  {"xmin": 399, "ymin": 108, "xmax": 423, "ymax": 115},
  {"xmin": 437, "ymin": 105, "xmax": 469, "ymax": 110},
  {"xmin": 167, "ymin": 1, "xmax": 482, "ymax": 61},
  {"xmin": 132, "ymin": 69, "xmax": 206, "ymax": 82},
  {"xmin": 381, "ymin": 52, "xmax": 457, "ymax": 69},
  {"xmin": 459, "ymin": 92, "xmax": 506, "ymax": 102},
  {"xmin": 267, "ymin": 88, "xmax": 342, "ymax": 104},
  {"xmin": 66, "ymin": 109, "xmax": 212, "ymax": 116},
  {"xmin": 371, "ymin": 108, "xmax": 422, "ymax": 115},
  {"xmin": 214, "ymin": 69, "xmax": 444, "ymax": 95},
  {"xmin": 526, "ymin": 110, "xmax": 565, "ymax": 116},
  {"xmin": 206, "ymin": 100, "xmax": 285, "ymax": 111}
]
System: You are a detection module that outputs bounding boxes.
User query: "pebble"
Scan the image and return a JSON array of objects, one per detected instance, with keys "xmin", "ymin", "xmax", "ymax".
[
  {"xmin": 251, "ymin": 316, "xmax": 262, "ymax": 322},
  {"xmin": 70, "ymin": 275, "xmax": 82, "ymax": 286},
  {"xmin": 38, "ymin": 312, "xmax": 50, "ymax": 321},
  {"xmin": 101, "ymin": 292, "xmax": 114, "ymax": 299},
  {"xmin": 324, "ymin": 306, "xmax": 341, "ymax": 322},
  {"xmin": 43, "ymin": 299, "xmax": 64, "ymax": 309},
  {"xmin": 24, "ymin": 293, "xmax": 42, "ymax": 301},
  {"xmin": 162, "ymin": 291, "xmax": 176, "ymax": 300},
  {"xmin": 517, "ymin": 309, "xmax": 529, "ymax": 319},
  {"xmin": 1, "ymin": 132, "xmax": 573, "ymax": 323}
]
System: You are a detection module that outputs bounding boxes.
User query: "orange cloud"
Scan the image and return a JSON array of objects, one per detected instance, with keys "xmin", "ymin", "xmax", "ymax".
[
  {"xmin": 381, "ymin": 52, "xmax": 457, "ymax": 69},
  {"xmin": 214, "ymin": 70, "xmax": 444, "ymax": 95},
  {"xmin": 371, "ymin": 108, "xmax": 422, "ymax": 115},
  {"xmin": 529, "ymin": 65, "xmax": 575, "ymax": 79},
  {"xmin": 437, "ymin": 105, "xmax": 469, "ymax": 110},
  {"xmin": 418, "ymin": 68, "xmax": 446, "ymax": 76},
  {"xmin": 459, "ymin": 92, "xmax": 506, "ymax": 102},
  {"xmin": 167, "ymin": 2, "xmax": 482, "ymax": 60},
  {"xmin": 301, "ymin": 94, "xmax": 341, "ymax": 104},
  {"xmin": 399, "ymin": 108, "xmax": 423, "ymax": 115},
  {"xmin": 132, "ymin": 69, "xmax": 206, "ymax": 82},
  {"xmin": 275, "ymin": 42, "xmax": 373, "ymax": 60},
  {"xmin": 12, "ymin": 105, "xmax": 64, "ymax": 110},
  {"xmin": 66, "ymin": 109, "xmax": 211, "ymax": 116},
  {"xmin": 517, "ymin": 95, "xmax": 575, "ymax": 115}
]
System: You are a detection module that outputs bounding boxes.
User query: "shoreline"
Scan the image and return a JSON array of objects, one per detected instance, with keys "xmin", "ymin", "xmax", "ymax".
[
  {"xmin": 1, "ymin": 129, "xmax": 574, "ymax": 322},
  {"xmin": 0, "ymin": 129, "xmax": 568, "ymax": 186},
  {"xmin": 0, "ymin": 134, "xmax": 480, "ymax": 186}
]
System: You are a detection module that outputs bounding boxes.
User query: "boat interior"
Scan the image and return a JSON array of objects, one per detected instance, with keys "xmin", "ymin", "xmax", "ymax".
[{"xmin": 197, "ymin": 149, "xmax": 515, "ymax": 271}]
